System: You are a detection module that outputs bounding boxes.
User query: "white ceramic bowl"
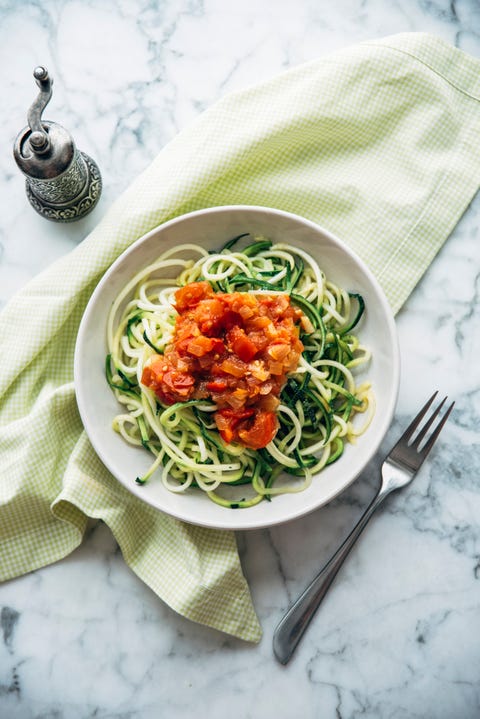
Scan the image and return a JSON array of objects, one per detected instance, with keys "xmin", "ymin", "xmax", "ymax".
[{"xmin": 74, "ymin": 206, "xmax": 399, "ymax": 530}]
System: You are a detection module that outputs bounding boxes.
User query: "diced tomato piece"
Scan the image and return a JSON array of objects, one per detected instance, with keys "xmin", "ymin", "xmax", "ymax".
[
  {"xmin": 141, "ymin": 358, "xmax": 163, "ymax": 388},
  {"xmin": 215, "ymin": 407, "xmax": 256, "ymax": 444},
  {"xmin": 267, "ymin": 361, "xmax": 284, "ymax": 376},
  {"xmin": 248, "ymin": 360, "xmax": 270, "ymax": 381},
  {"xmin": 193, "ymin": 298, "xmax": 225, "ymax": 334},
  {"xmin": 175, "ymin": 281, "xmax": 214, "ymax": 311},
  {"xmin": 162, "ymin": 370, "xmax": 194, "ymax": 395},
  {"xmin": 228, "ymin": 327, "xmax": 258, "ymax": 362},
  {"xmin": 222, "ymin": 292, "xmax": 257, "ymax": 314},
  {"xmin": 246, "ymin": 331, "xmax": 268, "ymax": 353},
  {"xmin": 267, "ymin": 294, "xmax": 289, "ymax": 317},
  {"xmin": 219, "ymin": 356, "xmax": 247, "ymax": 377},
  {"xmin": 186, "ymin": 335, "xmax": 224, "ymax": 357},
  {"xmin": 186, "ymin": 336, "xmax": 212, "ymax": 357},
  {"xmin": 228, "ymin": 388, "xmax": 249, "ymax": 409},
  {"xmin": 142, "ymin": 359, "xmax": 193, "ymax": 405},
  {"xmin": 238, "ymin": 410, "xmax": 278, "ymax": 449},
  {"xmin": 249, "ymin": 316, "xmax": 270, "ymax": 330},
  {"xmin": 267, "ymin": 343, "xmax": 290, "ymax": 361}
]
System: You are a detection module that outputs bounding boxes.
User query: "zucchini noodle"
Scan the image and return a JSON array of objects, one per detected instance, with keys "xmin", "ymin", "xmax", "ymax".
[{"xmin": 106, "ymin": 234, "xmax": 374, "ymax": 508}]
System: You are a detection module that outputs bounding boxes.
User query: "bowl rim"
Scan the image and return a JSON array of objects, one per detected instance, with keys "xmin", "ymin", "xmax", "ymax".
[{"xmin": 74, "ymin": 204, "xmax": 400, "ymax": 529}]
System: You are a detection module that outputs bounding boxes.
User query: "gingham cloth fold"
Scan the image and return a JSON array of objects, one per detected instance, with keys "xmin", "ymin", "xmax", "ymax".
[{"xmin": 1, "ymin": 32, "xmax": 480, "ymax": 642}]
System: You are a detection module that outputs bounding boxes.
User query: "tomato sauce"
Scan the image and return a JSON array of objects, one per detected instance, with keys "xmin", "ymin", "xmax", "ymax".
[{"xmin": 141, "ymin": 281, "xmax": 304, "ymax": 449}]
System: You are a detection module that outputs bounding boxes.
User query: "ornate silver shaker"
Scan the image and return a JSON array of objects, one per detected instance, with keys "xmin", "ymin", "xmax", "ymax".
[{"xmin": 13, "ymin": 66, "xmax": 102, "ymax": 222}]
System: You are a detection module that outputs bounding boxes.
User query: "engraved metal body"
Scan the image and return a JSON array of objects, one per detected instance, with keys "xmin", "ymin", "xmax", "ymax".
[{"xmin": 13, "ymin": 66, "xmax": 102, "ymax": 222}]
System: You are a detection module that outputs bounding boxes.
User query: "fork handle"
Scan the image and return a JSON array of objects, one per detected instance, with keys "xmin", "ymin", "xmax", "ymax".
[{"xmin": 273, "ymin": 489, "xmax": 386, "ymax": 664}]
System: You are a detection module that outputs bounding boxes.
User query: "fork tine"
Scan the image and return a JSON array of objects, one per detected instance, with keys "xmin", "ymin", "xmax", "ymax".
[
  {"xmin": 400, "ymin": 391, "xmax": 438, "ymax": 443},
  {"xmin": 411, "ymin": 395, "xmax": 447, "ymax": 448},
  {"xmin": 419, "ymin": 400, "xmax": 455, "ymax": 457}
]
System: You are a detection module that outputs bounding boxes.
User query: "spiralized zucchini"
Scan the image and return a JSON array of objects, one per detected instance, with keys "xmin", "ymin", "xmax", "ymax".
[{"xmin": 106, "ymin": 234, "xmax": 375, "ymax": 508}]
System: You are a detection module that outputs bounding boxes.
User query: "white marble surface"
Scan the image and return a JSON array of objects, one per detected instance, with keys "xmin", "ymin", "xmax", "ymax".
[{"xmin": 1, "ymin": 1, "xmax": 480, "ymax": 717}]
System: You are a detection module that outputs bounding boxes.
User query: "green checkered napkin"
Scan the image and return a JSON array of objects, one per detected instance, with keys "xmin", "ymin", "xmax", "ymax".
[{"xmin": 1, "ymin": 33, "xmax": 480, "ymax": 642}]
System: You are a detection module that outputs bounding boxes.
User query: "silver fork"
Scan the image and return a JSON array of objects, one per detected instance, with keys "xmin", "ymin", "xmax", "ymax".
[{"xmin": 273, "ymin": 392, "xmax": 455, "ymax": 665}]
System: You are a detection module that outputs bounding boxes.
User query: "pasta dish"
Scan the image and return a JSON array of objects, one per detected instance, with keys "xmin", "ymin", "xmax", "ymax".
[{"xmin": 106, "ymin": 234, "xmax": 374, "ymax": 508}]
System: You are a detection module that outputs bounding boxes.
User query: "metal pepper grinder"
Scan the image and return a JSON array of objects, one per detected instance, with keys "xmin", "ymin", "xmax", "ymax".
[{"xmin": 13, "ymin": 66, "xmax": 102, "ymax": 222}]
